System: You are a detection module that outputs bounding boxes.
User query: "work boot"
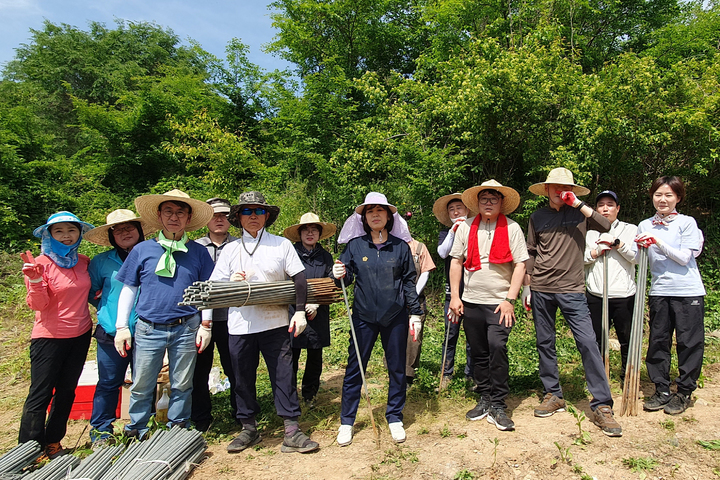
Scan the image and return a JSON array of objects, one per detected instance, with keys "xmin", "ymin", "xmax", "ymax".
[
  {"xmin": 643, "ymin": 390, "xmax": 672, "ymax": 411},
  {"xmin": 592, "ymin": 405, "xmax": 622, "ymax": 437},
  {"xmin": 281, "ymin": 430, "xmax": 319, "ymax": 453},
  {"xmin": 466, "ymin": 397, "xmax": 490, "ymax": 421},
  {"xmin": 534, "ymin": 393, "xmax": 566, "ymax": 417},
  {"xmin": 664, "ymin": 392, "xmax": 690, "ymax": 415},
  {"xmin": 487, "ymin": 406, "xmax": 515, "ymax": 431},
  {"xmin": 44, "ymin": 442, "xmax": 67, "ymax": 460},
  {"xmin": 227, "ymin": 428, "xmax": 261, "ymax": 453}
]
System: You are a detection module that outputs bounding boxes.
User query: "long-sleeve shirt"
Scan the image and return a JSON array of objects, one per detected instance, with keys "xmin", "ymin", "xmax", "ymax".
[
  {"xmin": 88, "ymin": 249, "xmax": 139, "ymax": 337},
  {"xmin": 195, "ymin": 234, "xmax": 238, "ymax": 322},
  {"xmin": 25, "ymin": 254, "xmax": 93, "ymax": 339},
  {"xmin": 526, "ymin": 204, "xmax": 611, "ymax": 293},
  {"xmin": 584, "ymin": 219, "xmax": 638, "ymax": 298}
]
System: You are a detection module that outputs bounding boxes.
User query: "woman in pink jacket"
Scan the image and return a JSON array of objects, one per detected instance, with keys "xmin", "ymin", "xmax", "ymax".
[{"xmin": 19, "ymin": 212, "xmax": 94, "ymax": 459}]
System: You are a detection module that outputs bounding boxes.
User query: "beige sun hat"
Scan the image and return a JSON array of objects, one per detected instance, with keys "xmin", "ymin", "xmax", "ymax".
[
  {"xmin": 462, "ymin": 180, "xmax": 521, "ymax": 216},
  {"xmin": 529, "ymin": 167, "xmax": 591, "ymax": 196},
  {"xmin": 283, "ymin": 213, "xmax": 337, "ymax": 243},
  {"xmin": 84, "ymin": 209, "xmax": 158, "ymax": 247},
  {"xmin": 432, "ymin": 193, "xmax": 466, "ymax": 227},
  {"xmin": 134, "ymin": 189, "xmax": 214, "ymax": 232}
]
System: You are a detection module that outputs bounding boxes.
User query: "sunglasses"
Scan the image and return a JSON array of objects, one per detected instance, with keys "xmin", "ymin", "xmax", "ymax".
[{"xmin": 240, "ymin": 207, "xmax": 267, "ymax": 216}]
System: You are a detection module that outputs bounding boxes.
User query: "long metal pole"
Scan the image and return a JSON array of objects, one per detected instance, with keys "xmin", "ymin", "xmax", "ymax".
[
  {"xmin": 438, "ymin": 315, "xmax": 453, "ymax": 393},
  {"xmin": 602, "ymin": 253, "xmax": 610, "ymax": 381},
  {"xmin": 340, "ymin": 278, "xmax": 378, "ymax": 438},
  {"xmin": 620, "ymin": 247, "xmax": 648, "ymax": 416}
]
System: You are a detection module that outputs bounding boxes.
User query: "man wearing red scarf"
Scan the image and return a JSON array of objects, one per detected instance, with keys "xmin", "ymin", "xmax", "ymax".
[{"xmin": 448, "ymin": 180, "xmax": 528, "ymax": 431}]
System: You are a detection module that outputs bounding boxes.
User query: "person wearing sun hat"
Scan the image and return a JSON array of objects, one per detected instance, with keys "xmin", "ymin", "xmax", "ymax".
[
  {"xmin": 208, "ymin": 192, "xmax": 318, "ymax": 454},
  {"xmin": 525, "ymin": 167, "xmax": 622, "ymax": 437},
  {"xmin": 19, "ymin": 211, "xmax": 94, "ymax": 458},
  {"xmin": 112, "ymin": 189, "xmax": 215, "ymax": 439},
  {"xmin": 84, "ymin": 209, "xmax": 155, "ymax": 445},
  {"xmin": 447, "ymin": 180, "xmax": 528, "ymax": 431},
  {"xmin": 283, "ymin": 213, "xmax": 336, "ymax": 407}
]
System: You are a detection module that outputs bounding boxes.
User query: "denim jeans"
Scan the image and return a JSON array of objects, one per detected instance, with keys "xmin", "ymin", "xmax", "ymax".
[
  {"xmin": 126, "ymin": 314, "xmax": 200, "ymax": 437},
  {"xmin": 90, "ymin": 338, "xmax": 131, "ymax": 440}
]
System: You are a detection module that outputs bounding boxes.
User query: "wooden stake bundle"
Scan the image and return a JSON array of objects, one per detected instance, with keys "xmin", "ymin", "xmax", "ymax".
[{"xmin": 620, "ymin": 247, "xmax": 649, "ymax": 416}]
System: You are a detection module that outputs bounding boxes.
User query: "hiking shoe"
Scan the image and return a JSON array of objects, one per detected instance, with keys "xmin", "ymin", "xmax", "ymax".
[
  {"xmin": 592, "ymin": 405, "xmax": 622, "ymax": 437},
  {"xmin": 487, "ymin": 406, "xmax": 515, "ymax": 431},
  {"xmin": 44, "ymin": 442, "xmax": 67, "ymax": 460},
  {"xmin": 466, "ymin": 398, "xmax": 490, "ymax": 421},
  {"xmin": 643, "ymin": 390, "xmax": 672, "ymax": 411},
  {"xmin": 337, "ymin": 424, "xmax": 353, "ymax": 446},
  {"xmin": 534, "ymin": 393, "xmax": 566, "ymax": 417},
  {"xmin": 281, "ymin": 430, "xmax": 319, "ymax": 453},
  {"xmin": 227, "ymin": 429, "xmax": 261, "ymax": 453},
  {"xmin": 388, "ymin": 422, "xmax": 406, "ymax": 443},
  {"xmin": 664, "ymin": 392, "xmax": 690, "ymax": 415}
]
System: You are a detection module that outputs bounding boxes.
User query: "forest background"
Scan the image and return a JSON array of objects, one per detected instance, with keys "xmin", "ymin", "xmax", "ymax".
[{"xmin": 1, "ymin": 0, "xmax": 720, "ymax": 326}]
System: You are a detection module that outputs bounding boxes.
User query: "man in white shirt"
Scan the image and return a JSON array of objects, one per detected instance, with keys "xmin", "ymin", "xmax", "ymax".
[{"xmin": 584, "ymin": 190, "xmax": 637, "ymax": 383}]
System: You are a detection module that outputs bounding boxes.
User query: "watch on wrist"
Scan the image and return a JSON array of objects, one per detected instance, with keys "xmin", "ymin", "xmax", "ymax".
[
  {"xmin": 505, "ymin": 298, "xmax": 516, "ymax": 305},
  {"xmin": 612, "ymin": 238, "xmax": 620, "ymax": 247}
]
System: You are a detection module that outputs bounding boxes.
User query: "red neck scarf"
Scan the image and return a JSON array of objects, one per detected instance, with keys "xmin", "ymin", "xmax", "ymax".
[{"xmin": 463, "ymin": 214, "xmax": 513, "ymax": 271}]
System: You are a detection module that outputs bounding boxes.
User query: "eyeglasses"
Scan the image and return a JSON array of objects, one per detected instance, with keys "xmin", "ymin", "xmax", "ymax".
[
  {"xmin": 160, "ymin": 209, "xmax": 188, "ymax": 218},
  {"xmin": 478, "ymin": 197, "xmax": 500, "ymax": 205},
  {"xmin": 111, "ymin": 225, "xmax": 136, "ymax": 235},
  {"xmin": 240, "ymin": 208, "xmax": 267, "ymax": 216}
]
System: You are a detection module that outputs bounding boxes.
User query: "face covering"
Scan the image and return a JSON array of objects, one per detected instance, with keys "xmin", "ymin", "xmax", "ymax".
[{"xmin": 41, "ymin": 228, "xmax": 82, "ymax": 269}]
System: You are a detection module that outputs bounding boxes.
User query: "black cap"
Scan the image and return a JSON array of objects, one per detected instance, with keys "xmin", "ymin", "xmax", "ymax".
[{"xmin": 595, "ymin": 190, "xmax": 619, "ymax": 205}]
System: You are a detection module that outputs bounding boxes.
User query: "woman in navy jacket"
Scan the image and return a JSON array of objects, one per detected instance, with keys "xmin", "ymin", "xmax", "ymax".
[{"xmin": 332, "ymin": 192, "xmax": 423, "ymax": 446}]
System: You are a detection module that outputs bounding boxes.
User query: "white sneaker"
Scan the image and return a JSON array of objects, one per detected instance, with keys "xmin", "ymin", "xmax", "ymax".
[
  {"xmin": 337, "ymin": 424, "xmax": 353, "ymax": 446},
  {"xmin": 388, "ymin": 422, "xmax": 406, "ymax": 443}
]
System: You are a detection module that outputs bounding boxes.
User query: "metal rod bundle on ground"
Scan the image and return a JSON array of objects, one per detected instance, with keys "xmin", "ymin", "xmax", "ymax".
[
  {"xmin": 180, "ymin": 278, "xmax": 342, "ymax": 309},
  {"xmin": 0, "ymin": 440, "xmax": 42, "ymax": 475},
  {"xmin": 23, "ymin": 454, "xmax": 80, "ymax": 480},
  {"xmin": 602, "ymin": 253, "xmax": 610, "ymax": 382},
  {"xmin": 620, "ymin": 247, "xmax": 649, "ymax": 416},
  {"xmin": 69, "ymin": 445, "xmax": 125, "ymax": 480}
]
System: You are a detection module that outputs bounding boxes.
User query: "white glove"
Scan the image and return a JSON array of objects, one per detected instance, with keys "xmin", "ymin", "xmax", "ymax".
[
  {"xmin": 409, "ymin": 315, "xmax": 422, "ymax": 342},
  {"xmin": 114, "ymin": 327, "xmax": 132, "ymax": 357},
  {"xmin": 521, "ymin": 286, "xmax": 532, "ymax": 312},
  {"xmin": 332, "ymin": 261, "xmax": 346, "ymax": 279},
  {"xmin": 598, "ymin": 233, "xmax": 615, "ymax": 246},
  {"xmin": 596, "ymin": 242, "xmax": 612, "ymax": 256},
  {"xmin": 196, "ymin": 325, "xmax": 212, "ymax": 353},
  {"xmin": 230, "ymin": 271, "xmax": 247, "ymax": 282},
  {"xmin": 289, "ymin": 311, "xmax": 307, "ymax": 337},
  {"xmin": 447, "ymin": 310, "xmax": 460, "ymax": 324},
  {"xmin": 451, "ymin": 217, "xmax": 466, "ymax": 233},
  {"xmin": 305, "ymin": 303, "xmax": 319, "ymax": 320}
]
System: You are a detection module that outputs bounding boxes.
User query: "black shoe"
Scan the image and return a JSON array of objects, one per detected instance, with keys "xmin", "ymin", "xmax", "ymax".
[
  {"xmin": 664, "ymin": 392, "xmax": 690, "ymax": 415},
  {"xmin": 193, "ymin": 419, "xmax": 211, "ymax": 432},
  {"xmin": 487, "ymin": 406, "xmax": 515, "ymax": 431},
  {"xmin": 466, "ymin": 398, "xmax": 490, "ymax": 421},
  {"xmin": 644, "ymin": 391, "xmax": 672, "ymax": 411},
  {"xmin": 281, "ymin": 430, "xmax": 319, "ymax": 453},
  {"xmin": 227, "ymin": 429, "xmax": 261, "ymax": 453}
]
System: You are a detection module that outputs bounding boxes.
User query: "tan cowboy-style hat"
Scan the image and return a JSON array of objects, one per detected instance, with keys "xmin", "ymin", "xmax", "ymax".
[
  {"xmin": 283, "ymin": 213, "xmax": 337, "ymax": 243},
  {"xmin": 228, "ymin": 191, "xmax": 280, "ymax": 228},
  {"xmin": 354, "ymin": 192, "xmax": 398, "ymax": 215},
  {"xmin": 528, "ymin": 167, "xmax": 591, "ymax": 196},
  {"xmin": 134, "ymin": 189, "xmax": 214, "ymax": 232},
  {"xmin": 84, "ymin": 209, "xmax": 158, "ymax": 247},
  {"xmin": 462, "ymin": 180, "xmax": 521, "ymax": 216},
  {"xmin": 432, "ymin": 193, "xmax": 466, "ymax": 227}
]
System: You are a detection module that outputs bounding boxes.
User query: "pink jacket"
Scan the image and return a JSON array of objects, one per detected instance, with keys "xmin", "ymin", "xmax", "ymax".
[{"xmin": 25, "ymin": 254, "xmax": 93, "ymax": 339}]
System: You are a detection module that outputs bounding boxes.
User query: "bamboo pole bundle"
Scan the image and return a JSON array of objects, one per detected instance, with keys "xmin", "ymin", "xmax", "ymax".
[{"xmin": 180, "ymin": 277, "xmax": 342, "ymax": 309}]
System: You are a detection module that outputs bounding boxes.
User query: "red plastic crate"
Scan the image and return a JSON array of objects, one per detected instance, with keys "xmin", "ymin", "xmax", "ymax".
[{"xmin": 48, "ymin": 385, "xmax": 122, "ymax": 421}]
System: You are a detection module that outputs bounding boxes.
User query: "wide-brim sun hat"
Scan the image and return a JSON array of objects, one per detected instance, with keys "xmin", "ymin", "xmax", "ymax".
[
  {"xmin": 33, "ymin": 211, "xmax": 94, "ymax": 238},
  {"xmin": 529, "ymin": 167, "xmax": 591, "ymax": 197},
  {"xmin": 283, "ymin": 212, "xmax": 337, "ymax": 243},
  {"xmin": 228, "ymin": 191, "xmax": 280, "ymax": 228},
  {"xmin": 432, "ymin": 193, "xmax": 465, "ymax": 227},
  {"xmin": 354, "ymin": 192, "xmax": 398, "ymax": 215},
  {"xmin": 135, "ymin": 189, "xmax": 214, "ymax": 232},
  {"xmin": 462, "ymin": 180, "xmax": 521, "ymax": 216},
  {"xmin": 84, "ymin": 209, "xmax": 158, "ymax": 247}
]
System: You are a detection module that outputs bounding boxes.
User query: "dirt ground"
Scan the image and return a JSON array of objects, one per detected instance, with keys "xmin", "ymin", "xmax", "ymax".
[{"xmin": 3, "ymin": 364, "xmax": 720, "ymax": 480}]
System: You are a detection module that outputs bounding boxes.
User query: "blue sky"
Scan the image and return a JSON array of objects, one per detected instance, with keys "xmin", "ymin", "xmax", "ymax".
[{"xmin": 0, "ymin": 0, "xmax": 293, "ymax": 73}]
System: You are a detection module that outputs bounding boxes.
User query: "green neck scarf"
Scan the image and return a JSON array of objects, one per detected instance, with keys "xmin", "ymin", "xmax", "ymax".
[{"xmin": 155, "ymin": 231, "xmax": 189, "ymax": 277}]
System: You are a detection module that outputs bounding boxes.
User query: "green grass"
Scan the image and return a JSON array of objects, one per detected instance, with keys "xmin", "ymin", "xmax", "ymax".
[{"xmin": 622, "ymin": 456, "xmax": 659, "ymax": 472}]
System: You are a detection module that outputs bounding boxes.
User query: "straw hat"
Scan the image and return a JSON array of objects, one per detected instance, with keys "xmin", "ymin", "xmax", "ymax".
[
  {"xmin": 84, "ymin": 209, "xmax": 157, "ymax": 247},
  {"xmin": 462, "ymin": 180, "xmax": 521, "ymax": 216},
  {"xmin": 432, "ymin": 193, "xmax": 465, "ymax": 227},
  {"xmin": 354, "ymin": 192, "xmax": 398, "ymax": 215},
  {"xmin": 283, "ymin": 213, "xmax": 337, "ymax": 243},
  {"xmin": 33, "ymin": 211, "xmax": 94, "ymax": 238},
  {"xmin": 228, "ymin": 191, "xmax": 280, "ymax": 228},
  {"xmin": 134, "ymin": 189, "xmax": 214, "ymax": 232},
  {"xmin": 529, "ymin": 167, "xmax": 590, "ymax": 196}
]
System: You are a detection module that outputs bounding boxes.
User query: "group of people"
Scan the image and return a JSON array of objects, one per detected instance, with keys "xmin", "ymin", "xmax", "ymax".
[{"xmin": 18, "ymin": 167, "xmax": 705, "ymax": 457}]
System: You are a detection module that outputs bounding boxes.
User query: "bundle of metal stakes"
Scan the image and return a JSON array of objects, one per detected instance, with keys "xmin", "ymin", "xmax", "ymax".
[
  {"xmin": 0, "ymin": 441, "xmax": 42, "ymax": 477},
  {"xmin": 620, "ymin": 247, "xmax": 649, "ymax": 416},
  {"xmin": 180, "ymin": 277, "xmax": 342, "ymax": 309}
]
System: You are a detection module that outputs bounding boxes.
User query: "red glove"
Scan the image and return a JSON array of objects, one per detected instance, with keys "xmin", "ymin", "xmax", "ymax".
[
  {"xmin": 635, "ymin": 234, "xmax": 657, "ymax": 249},
  {"xmin": 560, "ymin": 191, "xmax": 580, "ymax": 208},
  {"xmin": 20, "ymin": 251, "xmax": 44, "ymax": 282}
]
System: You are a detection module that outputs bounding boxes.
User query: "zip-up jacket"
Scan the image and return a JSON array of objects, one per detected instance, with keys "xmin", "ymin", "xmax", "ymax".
[
  {"xmin": 88, "ymin": 249, "xmax": 139, "ymax": 338},
  {"xmin": 290, "ymin": 243, "xmax": 334, "ymax": 349}
]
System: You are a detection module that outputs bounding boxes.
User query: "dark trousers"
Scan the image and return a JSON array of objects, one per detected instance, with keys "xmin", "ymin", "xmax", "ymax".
[
  {"xmin": 405, "ymin": 297, "xmax": 427, "ymax": 378},
  {"xmin": 19, "ymin": 330, "xmax": 92, "ymax": 446},
  {"xmin": 463, "ymin": 302, "xmax": 512, "ymax": 408},
  {"xmin": 441, "ymin": 299, "xmax": 473, "ymax": 378},
  {"xmin": 586, "ymin": 292, "xmax": 633, "ymax": 381},
  {"xmin": 647, "ymin": 296, "xmax": 705, "ymax": 395},
  {"xmin": 229, "ymin": 326, "xmax": 300, "ymax": 423},
  {"xmin": 341, "ymin": 313, "xmax": 407, "ymax": 425},
  {"xmin": 191, "ymin": 320, "xmax": 237, "ymax": 427},
  {"xmin": 531, "ymin": 291, "xmax": 612, "ymax": 409},
  {"xmin": 292, "ymin": 348, "xmax": 323, "ymax": 401}
]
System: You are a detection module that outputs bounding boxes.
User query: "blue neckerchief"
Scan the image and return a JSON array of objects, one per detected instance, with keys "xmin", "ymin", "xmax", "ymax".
[{"xmin": 41, "ymin": 231, "xmax": 81, "ymax": 268}]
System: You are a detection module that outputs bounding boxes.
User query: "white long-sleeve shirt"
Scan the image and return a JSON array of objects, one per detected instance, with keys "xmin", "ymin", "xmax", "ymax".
[{"xmin": 584, "ymin": 219, "xmax": 638, "ymax": 298}]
